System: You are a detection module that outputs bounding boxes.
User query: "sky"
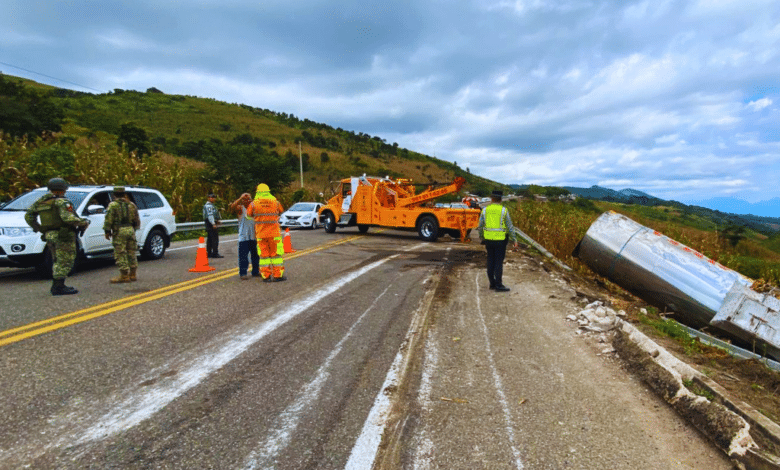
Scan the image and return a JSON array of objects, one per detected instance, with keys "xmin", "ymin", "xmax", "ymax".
[{"xmin": 3, "ymin": 0, "xmax": 780, "ymax": 214}]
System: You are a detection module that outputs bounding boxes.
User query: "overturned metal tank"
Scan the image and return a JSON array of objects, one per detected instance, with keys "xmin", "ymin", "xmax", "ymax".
[{"xmin": 573, "ymin": 211, "xmax": 752, "ymax": 328}]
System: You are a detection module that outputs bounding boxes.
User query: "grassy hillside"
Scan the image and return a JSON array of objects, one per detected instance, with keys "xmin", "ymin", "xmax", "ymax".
[{"xmin": 0, "ymin": 74, "xmax": 505, "ymax": 219}]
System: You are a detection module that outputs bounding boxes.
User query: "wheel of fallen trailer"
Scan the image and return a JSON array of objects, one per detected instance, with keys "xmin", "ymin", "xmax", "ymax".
[
  {"xmin": 324, "ymin": 213, "xmax": 337, "ymax": 233},
  {"xmin": 358, "ymin": 224, "xmax": 369, "ymax": 233},
  {"xmin": 417, "ymin": 215, "xmax": 439, "ymax": 242}
]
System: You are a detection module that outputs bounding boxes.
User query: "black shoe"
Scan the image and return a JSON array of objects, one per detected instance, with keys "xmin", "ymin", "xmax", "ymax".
[
  {"xmin": 210, "ymin": 253, "xmax": 224, "ymax": 258},
  {"xmin": 495, "ymin": 285, "xmax": 510, "ymax": 292},
  {"xmin": 273, "ymin": 276, "xmax": 287, "ymax": 282},
  {"xmin": 51, "ymin": 279, "xmax": 78, "ymax": 296},
  {"xmin": 251, "ymin": 273, "xmax": 261, "ymax": 277},
  {"xmin": 489, "ymin": 284, "xmax": 497, "ymax": 290}
]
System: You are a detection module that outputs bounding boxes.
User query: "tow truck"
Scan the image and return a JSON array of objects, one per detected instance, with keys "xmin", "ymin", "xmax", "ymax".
[{"xmin": 318, "ymin": 175, "xmax": 480, "ymax": 242}]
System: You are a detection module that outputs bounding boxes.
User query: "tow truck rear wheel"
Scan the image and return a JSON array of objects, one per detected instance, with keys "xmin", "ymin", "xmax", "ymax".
[
  {"xmin": 358, "ymin": 225, "xmax": 369, "ymax": 233},
  {"xmin": 417, "ymin": 215, "xmax": 439, "ymax": 242}
]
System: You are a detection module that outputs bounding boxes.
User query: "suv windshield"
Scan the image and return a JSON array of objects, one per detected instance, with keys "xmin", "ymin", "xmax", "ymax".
[
  {"xmin": 1, "ymin": 190, "xmax": 88, "ymax": 211},
  {"xmin": 288, "ymin": 203, "xmax": 317, "ymax": 212}
]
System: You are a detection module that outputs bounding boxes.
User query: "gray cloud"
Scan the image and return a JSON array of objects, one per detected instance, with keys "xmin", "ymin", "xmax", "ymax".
[{"xmin": 3, "ymin": 0, "xmax": 780, "ymax": 207}]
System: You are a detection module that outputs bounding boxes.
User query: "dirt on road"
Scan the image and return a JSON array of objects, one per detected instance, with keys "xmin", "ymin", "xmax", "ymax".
[{"xmin": 382, "ymin": 245, "xmax": 739, "ymax": 469}]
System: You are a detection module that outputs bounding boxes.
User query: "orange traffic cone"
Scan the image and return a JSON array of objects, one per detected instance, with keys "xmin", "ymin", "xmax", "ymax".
[
  {"xmin": 189, "ymin": 236, "xmax": 216, "ymax": 272},
  {"xmin": 283, "ymin": 228, "xmax": 296, "ymax": 253}
]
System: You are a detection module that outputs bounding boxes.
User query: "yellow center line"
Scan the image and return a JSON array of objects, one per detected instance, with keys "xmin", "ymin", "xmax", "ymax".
[{"xmin": 0, "ymin": 234, "xmax": 364, "ymax": 347}]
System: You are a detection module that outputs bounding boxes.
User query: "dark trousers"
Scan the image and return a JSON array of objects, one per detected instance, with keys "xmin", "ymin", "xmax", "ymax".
[
  {"xmin": 485, "ymin": 239, "xmax": 508, "ymax": 287},
  {"xmin": 238, "ymin": 239, "xmax": 260, "ymax": 276},
  {"xmin": 205, "ymin": 223, "xmax": 220, "ymax": 255}
]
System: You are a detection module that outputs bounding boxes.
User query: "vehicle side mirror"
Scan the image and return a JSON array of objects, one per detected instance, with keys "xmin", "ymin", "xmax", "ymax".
[{"xmin": 87, "ymin": 204, "xmax": 105, "ymax": 215}]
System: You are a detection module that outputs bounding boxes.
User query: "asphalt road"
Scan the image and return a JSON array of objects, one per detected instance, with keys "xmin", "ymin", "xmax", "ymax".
[{"xmin": 0, "ymin": 228, "xmax": 735, "ymax": 469}]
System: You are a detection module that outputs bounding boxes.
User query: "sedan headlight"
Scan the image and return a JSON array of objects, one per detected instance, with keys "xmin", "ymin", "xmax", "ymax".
[
  {"xmin": 0, "ymin": 227, "xmax": 34, "ymax": 237},
  {"xmin": 299, "ymin": 214, "xmax": 313, "ymax": 221}
]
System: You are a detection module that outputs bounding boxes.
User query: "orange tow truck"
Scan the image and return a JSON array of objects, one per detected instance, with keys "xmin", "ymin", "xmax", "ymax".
[{"xmin": 318, "ymin": 175, "xmax": 480, "ymax": 242}]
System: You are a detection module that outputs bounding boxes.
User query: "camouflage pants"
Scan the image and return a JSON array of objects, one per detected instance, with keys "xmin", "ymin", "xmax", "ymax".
[
  {"xmin": 112, "ymin": 226, "xmax": 138, "ymax": 271},
  {"xmin": 45, "ymin": 229, "xmax": 76, "ymax": 280}
]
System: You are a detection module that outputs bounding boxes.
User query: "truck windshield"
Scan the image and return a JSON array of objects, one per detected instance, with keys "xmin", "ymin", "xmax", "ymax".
[{"xmin": 1, "ymin": 190, "xmax": 88, "ymax": 211}]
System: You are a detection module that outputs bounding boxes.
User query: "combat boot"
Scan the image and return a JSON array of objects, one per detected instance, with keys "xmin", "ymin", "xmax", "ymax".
[
  {"xmin": 110, "ymin": 270, "xmax": 131, "ymax": 283},
  {"xmin": 51, "ymin": 279, "xmax": 78, "ymax": 296},
  {"xmin": 129, "ymin": 267, "xmax": 137, "ymax": 282}
]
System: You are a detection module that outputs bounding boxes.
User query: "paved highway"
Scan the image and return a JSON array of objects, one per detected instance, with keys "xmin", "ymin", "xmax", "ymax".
[
  {"xmin": 0, "ymin": 228, "xmax": 444, "ymax": 468},
  {"xmin": 0, "ymin": 228, "xmax": 733, "ymax": 469}
]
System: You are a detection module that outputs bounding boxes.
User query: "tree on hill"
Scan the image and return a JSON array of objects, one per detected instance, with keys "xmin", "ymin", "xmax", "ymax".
[
  {"xmin": 202, "ymin": 141, "xmax": 293, "ymax": 194},
  {"xmin": 117, "ymin": 122, "xmax": 151, "ymax": 159},
  {"xmin": 0, "ymin": 74, "xmax": 65, "ymax": 139}
]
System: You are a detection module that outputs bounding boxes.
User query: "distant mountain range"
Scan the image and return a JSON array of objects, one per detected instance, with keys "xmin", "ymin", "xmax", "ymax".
[
  {"xmin": 561, "ymin": 185, "xmax": 659, "ymax": 202},
  {"xmin": 683, "ymin": 197, "xmax": 780, "ymax": 218},
  {"xmin": 510, "ymin": 184, "xmax": 780, "ymax": 233}
]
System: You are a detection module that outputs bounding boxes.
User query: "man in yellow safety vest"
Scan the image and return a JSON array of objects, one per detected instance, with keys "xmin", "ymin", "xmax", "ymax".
[{"xmin": 477, "ymin": 190, "xmax": 518, "ymax": 292}]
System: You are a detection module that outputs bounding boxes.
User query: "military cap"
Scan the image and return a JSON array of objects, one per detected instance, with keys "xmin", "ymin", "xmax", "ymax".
[
  {"xmin": 491, "ymin": 190, "xmax": 503, "ymax": 200},
  {"xmin": 113, "ymin": 186, "xmax": 126, "ymax": 194}
]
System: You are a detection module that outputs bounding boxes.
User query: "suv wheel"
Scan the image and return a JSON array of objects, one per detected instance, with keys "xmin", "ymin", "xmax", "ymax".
[
  {"xmin": 142, "ymin": 229, "xmax": 167, "ymax": 260},
  {"xmin": 34, "ymin": 246, "xmax": 54, "ymax": 278}
]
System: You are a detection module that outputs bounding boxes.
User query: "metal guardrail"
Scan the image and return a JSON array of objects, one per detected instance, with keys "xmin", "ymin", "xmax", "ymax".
[
  {"xmin": 176, "ymin": 219, "xmax": 239, "ymax": 232},
  {"xmin": 513, "ymin": 227, "xmax": 572, "ymax": 271}
]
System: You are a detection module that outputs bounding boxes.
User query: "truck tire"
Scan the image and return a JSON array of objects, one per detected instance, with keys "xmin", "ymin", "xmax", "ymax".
[
  {"xmin": 417, "ymin": 215, "xmax": 439, "ymax": 242},
  {"xmin": 141, "ymin": 229, "xmax": 167, "ymax": 260},
  {"xmin": 323, "ymin": 212, "xmax": 337, "ymax": 233},
  {"xmin": 358, "ymin": 225, "xmax": 369, "ymax": 233}
]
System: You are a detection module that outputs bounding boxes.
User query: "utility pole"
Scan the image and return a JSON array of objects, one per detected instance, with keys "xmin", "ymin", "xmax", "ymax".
[{"xmin": 299, "ymin": 141, "xmax": 304, "ymax": 188}]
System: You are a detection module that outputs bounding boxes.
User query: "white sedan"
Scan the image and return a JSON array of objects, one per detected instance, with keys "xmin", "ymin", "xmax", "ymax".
[{"xmin": 280, "ymin": 202, "xmax": 323, "ymax": 229}]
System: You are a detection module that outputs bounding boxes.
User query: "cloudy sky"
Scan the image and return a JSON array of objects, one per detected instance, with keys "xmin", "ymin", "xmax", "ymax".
[{"xmin": 3, "ymin": 0, "xmax": 780, "ymax": 213}]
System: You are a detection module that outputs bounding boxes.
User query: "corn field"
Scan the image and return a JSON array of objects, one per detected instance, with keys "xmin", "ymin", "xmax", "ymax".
[
  {"xmin": 0, "ymin": 133, "xmax": 228, "ymax": 222},
  {"xmin": 509, "ymin": 199, "xmax": 780, "ymax": 286}
]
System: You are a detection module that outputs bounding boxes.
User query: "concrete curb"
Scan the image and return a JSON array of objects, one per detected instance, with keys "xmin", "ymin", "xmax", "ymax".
[{"xmin": 613, "ymin": 320, "xmax": 780, "ymax": 470}]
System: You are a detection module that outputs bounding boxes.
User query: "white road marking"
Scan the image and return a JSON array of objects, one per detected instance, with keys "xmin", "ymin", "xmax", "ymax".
[
  {"xmin": 412, "ymin": 328, "xmax": 439, "ymax": 469},
  {"xmin": 242, "ymin": 283, "xmax": 395, "ymax": 470},
  {"xmin": 76, "ymin": 257, "xmax": 394, "ymax": 444},
  {"xmin": 345, "ymin": 246, "xmax": 443, "ymax": 469},
  {"xmin": 474, "ymin": 273, "xmax": 525, "ymax": 469}
]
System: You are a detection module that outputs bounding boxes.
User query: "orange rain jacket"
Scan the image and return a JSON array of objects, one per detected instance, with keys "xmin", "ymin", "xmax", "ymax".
[{"xmin": 246, "ymin": 190, "xmax": 284, "ymax": 239}]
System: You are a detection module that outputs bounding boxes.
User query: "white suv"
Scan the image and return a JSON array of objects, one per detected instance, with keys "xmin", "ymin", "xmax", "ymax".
[{"xmin": 0, "ymin": 185, "xmax": 177, "ymax": 276}]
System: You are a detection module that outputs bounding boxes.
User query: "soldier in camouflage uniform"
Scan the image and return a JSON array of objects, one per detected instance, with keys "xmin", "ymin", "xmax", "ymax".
[
  {"xmin": 103, "ymin": 186, "xmax": 141, "ymax": 283},
  {"xmin": 24, "ymin": 177, "xmax": 90, "ymax": 296}
]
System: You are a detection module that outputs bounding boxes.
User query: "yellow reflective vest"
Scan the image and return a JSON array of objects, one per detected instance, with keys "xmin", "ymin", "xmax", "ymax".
[{"xmin": 483, "ymin": 204, "xmax": 508, "ymax": 241}]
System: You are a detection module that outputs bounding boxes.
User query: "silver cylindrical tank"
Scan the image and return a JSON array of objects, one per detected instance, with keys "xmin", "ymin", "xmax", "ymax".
[{"xmin": 573, "ymin": 211, "xmax": 751, "ymax": 328}]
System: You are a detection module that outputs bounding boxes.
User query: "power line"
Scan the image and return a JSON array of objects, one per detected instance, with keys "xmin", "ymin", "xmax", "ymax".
[{"xmin": 0, "ymin": 61, "xmax": 104, "ymax": 93}]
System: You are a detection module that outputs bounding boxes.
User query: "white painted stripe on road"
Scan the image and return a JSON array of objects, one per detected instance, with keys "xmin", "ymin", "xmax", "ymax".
[
  {"xmin": 345, "ymin": 245, "xmax": 439, "ymax": 470},
  {"xmin": 242, "ymin": 283, "xmax": 395, "ymax": 470},
  {"xmin": 76, "ymin": 257, "xmax": 394, "ymax": 444},
  {"xmin": 344, "ymin": 338, "xmax": 405, "ymax": 470},
  {"xmin": 412, "ymin": 327, "xmax": 439, "ymax": 469},
  {"xmin": 474, "ymin": 273, "xmax": 525, "ymax": 469}
]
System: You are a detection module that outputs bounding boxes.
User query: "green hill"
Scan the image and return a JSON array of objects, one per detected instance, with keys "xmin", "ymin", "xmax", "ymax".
[{"xmin": 0, "ymin": 73, "xmax": 506, "ymax": 220}]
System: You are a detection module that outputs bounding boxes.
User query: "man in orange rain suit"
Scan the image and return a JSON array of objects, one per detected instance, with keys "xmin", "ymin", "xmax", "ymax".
[{"xmin": 246, "ymin": 183, "xmax": 286, "ymax": 281}]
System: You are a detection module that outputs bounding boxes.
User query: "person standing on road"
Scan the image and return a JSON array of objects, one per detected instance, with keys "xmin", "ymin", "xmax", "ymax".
[
  {"xmin": 230, "ymin": 192, "xmax": 260, "ymax": 280},
  {"xmin": 246, "ymin": 183, "xmax": 286, "ymax": 281},
  {"xmin": 477, "ymin": 190, "xmax": 518, "ymax": 292},
  {"xmin": 203, "ymin": 193, "xmax": 223, "ymax": 258},
  {"xmin": 103, "ymin": 186, "xmax": 141, "ymax": 283},
  {"xmin": 24, "ymin": 177, "xmax": 90, "ymax": 296}
]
